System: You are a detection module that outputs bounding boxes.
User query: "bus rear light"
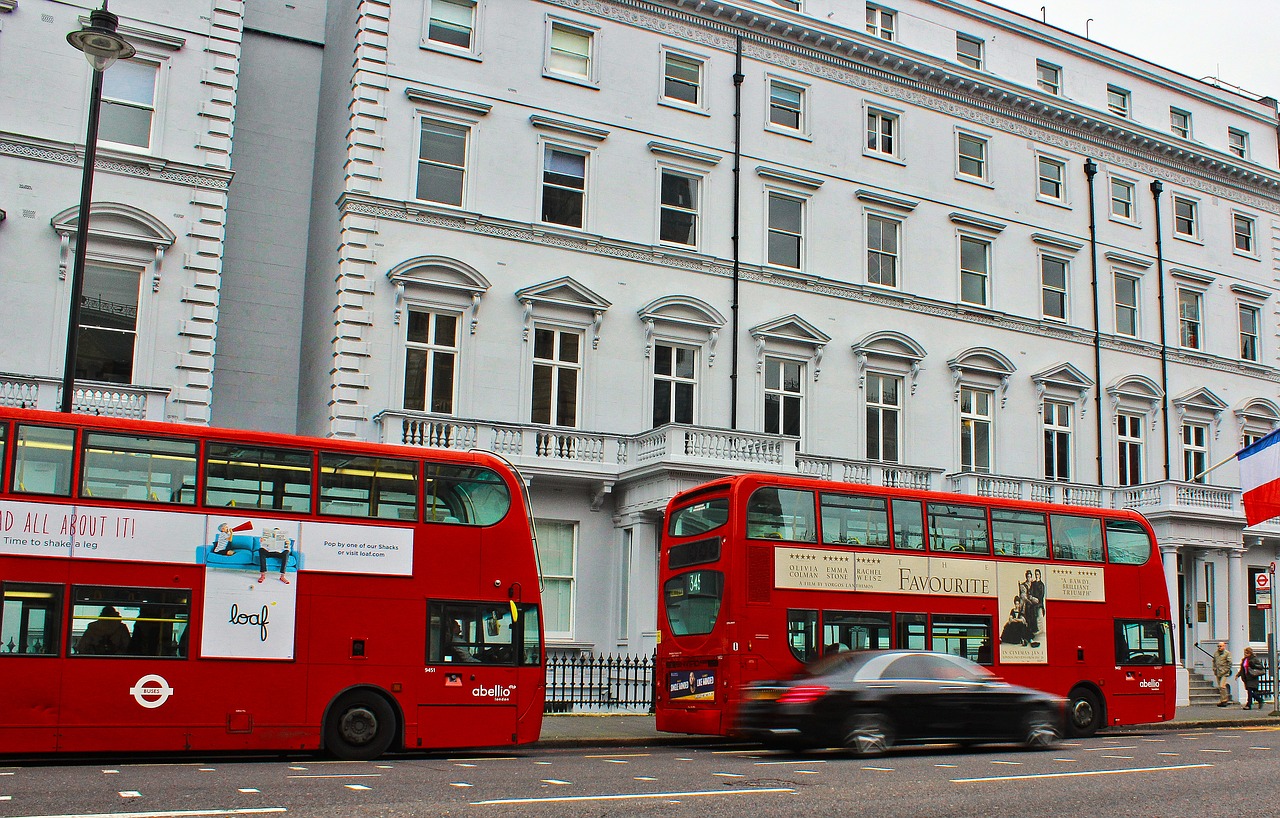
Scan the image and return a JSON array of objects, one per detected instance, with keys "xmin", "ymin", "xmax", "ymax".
[{"xmin": 777, "ymin": 685, "xmax": 829, "ymax": 704}]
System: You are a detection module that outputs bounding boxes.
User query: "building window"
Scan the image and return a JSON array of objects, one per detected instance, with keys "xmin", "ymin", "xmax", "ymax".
[
  {"xmin": 1173, "ymin": 196, "xmax": 1197, "ymax": 238},
  {"xmin": 1228, "ymin": 128, "xmax": 1249, "ymax": 159},
  {"xmin": 416, "ymin": 119, "xmax": 467, "ymax": 206},
  {"xmin": 767, "ymin": 192, "xmax": 803, "ymax": 269},
  {"xmin": 1170, "ymin": 108, "xmax": 1191, "ymax": 139},
  {"xmin": 1251, "ymin": 566, "xmax": 1269, "ymax": 642},
  {"xmin": 1036, "ymin": 61, "xmax": 1061, "ymax": 95},
  {"xmin": 866, "ymin": 373, "xmax": 901, "ymax": 463},
  {"xmin": 100, "ymin": 60, "xmax": 157, "ymax": 150},
  {"xmin": 1182, "ymin": 423, "xmax": 1208, "ymax": 483},
  {"xmin": 534, "ymin": 519, "xmax": 576, "ymax": 637},
  {"xmin": 956, "ymin": 132, "xmax": 987, "ymax": 181},
  {"xmin": 959, "ymin": 386, "xmax": 993, "ymax": 474},
  {"xmin": 659, "ymin": 170, "xmax": 699, "ymax": 247},
  {"xmin": 768, "ymin": 80, "xmax": 804, "ymax": 131},
  {"xmin": 541, "ymin": 147, "xmax": 586, "ymax": 228},
  {"xmin": 663, "ymin": 51, "xmax": 702, "ymax": 106},
  {"xmin": 531, "ymin": 326, "xmax": 581, "ymax": 427},
  {"xmin": 1106, "ymin": 85, "xmax": 1130, "ymax": 118},
  {"xmin": 547, "ymin": 21, "xmax": 592, "ymax": 81},
  {"xmin": 959, "ymin": 235, "xmax": 990, "ymax": 306},
  {"xmin": 653, "ymin": 343, "xmax": 696, "ymax": 426},
  {"xmin": 866, "ymin": 109, "xmax": 898, "ymax": 158},
  {"xmin": 1037, "ymin": 156, "xmax": 1065, "ymax": 201},
  {"xmin": 1115, "ymin": 273, "xmax": 1139, "ymax": 337},
  {"xmin": 1178, "ymin": 288, "xmax": 1202, "ymax": 350},
  {"xmin": 1240, "ymin": 304, "xmax": 1260, "ymax": 362},
  {"xmin": 764, "ymin": 357, "xmax": 803, "ymax": 438},
  {"xmin": 1043, "ymin": 400, "xmax": 1072, "ymax": 482},
  {"xmin": 1234, "ymin": 214, "xmax": 1256, "ymax": 253},
  {"xmin": 956, "ymin": 34, "xmax": 983, "ymax": 70},
  {"xmin": 1110, "ymin": 178, "xmax": 1135, "ymax": 220},
  {"xmin": 403, "ymin": 310, "xmax": 458, "ymax": 414},
  {"xmin": 425, "ymin": 0, "xmax": 475, "ymax": 50},
  {"xmin": 866, "ymin": 5, "xmax": 895, "ymax": 40},
  {"xmin": 866, "ymin": 214, "xmax": 900, "ymax": 287},
  {"xmin": 1117, "ymin": 413, "xmax": 1144, "ymax": 486},
  {"xmin": 1041, "ymin": 256, "xmax": 1068, "ymax": 321},
  {"xmin": 76, "ymin": 263, "xmax": 139, "ymax": 384}
]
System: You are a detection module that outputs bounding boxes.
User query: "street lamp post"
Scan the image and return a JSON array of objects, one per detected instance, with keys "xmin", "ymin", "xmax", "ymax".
[{"xmin": 61, "ymin": 2, "xmax": 135, "ymax": 413}]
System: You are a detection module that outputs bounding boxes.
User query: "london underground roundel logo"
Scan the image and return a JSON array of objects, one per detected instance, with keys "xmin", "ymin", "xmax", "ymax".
[{"xmin": 130, "ymin": 674, "xmax": 174, "ymax": 709}]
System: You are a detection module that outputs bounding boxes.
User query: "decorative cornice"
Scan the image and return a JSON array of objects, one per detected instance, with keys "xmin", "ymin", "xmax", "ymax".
[
  {"xmin": 529, "ymin": 114, "xmax": 610, "ymax": 142},
  {"xmin": 647, "ymin": 141, "xmax": 722, "ymax": 165},
  {"xmin": 1231, "ymin": 283, "xmax": 1271, "ymax": 300},
  {"xmin": 1103, "ymin": 250, "xmax": 1154, "ymax": 269},
  {"xmin": 1170, "ymin": 268, "xmax": 1215, "ymax": 286},
  {"xmin": 405, "ymin": 87, "xmax": 493, "ymax": 116},
  {"xmin": 855, "ymin": 189, "xmax": 918, "ymax": 211},
  {"xmin": 949, "ymin": 212, "xmax": 1006, "ymax": 233},
  {"xmin": 756, "ymin": 165, "xmax": 823, "ymax": 189},
  {"xmin": 0, "ymin": 132, "xmax": 232, "ymax": 189},
  {"xmin": 1030, "ymin": 232, "xmax": 1084, "ymax": 252}
]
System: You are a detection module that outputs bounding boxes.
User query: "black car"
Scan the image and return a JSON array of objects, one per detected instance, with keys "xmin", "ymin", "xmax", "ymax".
[{"xmin": 735, "ymin": 649, "xmax": 1066, "ymax": 755}]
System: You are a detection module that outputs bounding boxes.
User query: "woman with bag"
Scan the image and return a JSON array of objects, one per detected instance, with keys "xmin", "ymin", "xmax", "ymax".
[{"xmin": 1237, "ymin": 646, "xmax": 1264, "ymax": 710}]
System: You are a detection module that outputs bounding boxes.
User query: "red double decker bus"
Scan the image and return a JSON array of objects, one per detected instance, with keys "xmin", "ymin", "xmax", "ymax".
[
  {"xmin": 655, "ymin": 473, "xmax": 1175, "ymax": 739},
  {"xmin": 0, "ymin": 407, "xmax": 543, "ymax": 758}
]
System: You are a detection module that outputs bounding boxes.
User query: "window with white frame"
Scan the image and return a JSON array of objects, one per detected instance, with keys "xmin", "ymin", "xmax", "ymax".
[
  {"xmin": 100, "ymin": 59, "xmax": 157, "ymax": 150},
  {"xmin": 76, "ymin": 263, "xmax": 141, "ymax": 384},
  {"xmin": 534, "ymin": 519, "xmax": 576, "ymax": 636},
  {"xmin": 1037, "ymin": 156, "xmax": 1066, "ymax": 202},
  {"xmin": 1110, "ymin": 178, "xmax": 1136, "ymax": 220},
  {"xmin": 1177, "ymin": 287, "xmax": 1202, "ymax": 350},
  {"xmin": 1170, "ymin": 108, "xmax": 1191, "ymax": 139},
  {"xmin": 663, "ymin": 51, "xmax": 703, "ymax": 106},
  {"xmin": 866, "ymin": 108, "xmax": 898, "ymax": 158},
  {"xmin": 416, "ymin": 119, "xmax": 468, "ymax": 206},
  {"xmin": 546, "ymin": 20, "xmax": 593, "ymax": 82},
  {"xmin": 531, "ymin": 326, "xmax": 581, "ymax": 427},
  {"xmin": 659, "ymin": 170, "xmax": 699, "ymax": 247},
  {"xmin": 956, "ymin": 34, "xmax": 983, "ymax": 69},
  {"xmin": 541, "ymin": 146, "xmax": 587, "ymax": 228},
  {"xmin": 1182, "ymin": 422, "xmax": 1208, "ymax": 483},
  {"xmin": 403, "ymin": 309, "xmax": 459, "ymax": 413},
  {"xmin": 767, "ymin": 192, "xmax": 803, "ymax": 269},
  {"xmin": 1106, "ymin": 85, "xmax": 1130, "ymax": 118},
  {"xmin": 866, "ymin": 5, "xmax": 895, "ymax": 40},
  {"xmin": 653, "ymin": 343, "xmax": 697, "ymax": 426},
  {"xmin": 1172, "ymin": 195, "xmax": 1197, "ymax": 238},
  {"xmin": 1041, "ymin": 256, "xmax": 1068, "ymax": 321},
  {"xmin": 1036, "ymin": 61, "xmax": 1061, "ymax": 95},
  {"xmin": 866, "ymin": 372, "xmax": 901, "ymax": 463},
  {"xmin": 1043, "ymin": 399, "xmax": 1073, "ymax": 482},
  {"xmin": 959, "ymin": 386, "xmax": 993, "ymax": 474},
  {"xmin": 1117, "ymin": 413, "xmax": 1144, "ymax": 486},
  {"xmin": 866, "ymin": 214, "xmax": 900, "ymax": 287},
  {"xmin": 764, "ymin": 356, "xmax": 803, "ymax": 438},
  {"xmin": 1239, "ymin": 304, "xmax": 1261, "ymax": 362},
  {"xmin": 1114, "ymin": 272, "xmax": 1139, "ymax": 337},
  {"xmin": 1234, "ymin": 213, "xmax": 1256, "ymax": 254},
  {"xmin": 1228, "ymin": 128, "xmax": 1249, "ymax": 159},
  {"xmin": 424, "ymin": 0, "xmax": 476, "ymax": 51},
  {"xmin": 768, "ymin": 80, "xmax": 804, "ymax": 131},
  {"xmin": 959, "ymin": 235, "xmax": 990, "ymax": 306},
  {"xmin": 956, "ymin": 132, "xmax": 987, "ymax": 181}
]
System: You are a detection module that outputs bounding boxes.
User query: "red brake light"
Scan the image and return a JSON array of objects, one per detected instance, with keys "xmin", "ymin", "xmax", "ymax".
[{"xmin": 777, "ymin": 685, "xmax": 829, "ymax": 704}]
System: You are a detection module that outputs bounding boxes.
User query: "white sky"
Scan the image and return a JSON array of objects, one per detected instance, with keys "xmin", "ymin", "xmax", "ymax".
[{"xmin": 985, "ymin": 0, "xmax": 1279, "ymax": 98}]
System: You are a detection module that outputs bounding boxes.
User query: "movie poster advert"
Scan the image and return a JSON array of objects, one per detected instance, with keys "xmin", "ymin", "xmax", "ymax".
[
  {"xmin": 668, "ymin": 669, "xmax": 716, "ymax": 702},
  {"xmin": 200, "ymin": 564, "xmax": 298, "ymax": 660},
  {"xmin": 300, "ymin": 520, "xmax": 414, "ymax": 576},
  {"xmin": 996, "ymin": 562, "xmax": 1049, "ymax": 664}
]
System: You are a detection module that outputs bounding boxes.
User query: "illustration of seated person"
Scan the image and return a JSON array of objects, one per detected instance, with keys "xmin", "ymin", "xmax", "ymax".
[
  {"xmin": 442, "ymin": 619, "xmax": 480, "ymax": 663},
  {"xmin": 257, "ymin": 528, "xmax": 293, "ymax": 584},
  {"xmin": 78, "ymin": 606, "xmax": 131, "ymax": 655},
  {"xmin": 209, "ymin": 522, "xmax": 238, "ymax": 556},
  {"xmin": 999, "ymin": 601, "xmax": 1031, "ymax": 646}
]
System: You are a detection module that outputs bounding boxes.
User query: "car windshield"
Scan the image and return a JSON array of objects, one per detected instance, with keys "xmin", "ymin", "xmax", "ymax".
[{"xmin": 803, "ymin": 650, "xmax": 1000, "ymax": 683}]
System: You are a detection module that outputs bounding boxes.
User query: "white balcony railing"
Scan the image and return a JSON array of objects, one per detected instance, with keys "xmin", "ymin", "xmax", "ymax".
[{"xmin": 0, "ymin": 373, "xmax": 168, "ymax": 420}]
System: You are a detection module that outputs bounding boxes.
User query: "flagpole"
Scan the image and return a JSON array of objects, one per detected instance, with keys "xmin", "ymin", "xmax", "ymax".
[{"xmin": 1190, "ymin": 451, "xmax": 1241, "ymax": 483}]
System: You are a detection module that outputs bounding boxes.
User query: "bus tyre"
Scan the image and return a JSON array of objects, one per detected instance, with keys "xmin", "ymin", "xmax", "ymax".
[
  {"xmin": 842, "ymin": 711, "xmax": 894, "ymax": 756},
  {"xmin": 325, "ymin": 690, "xmax": 397, "ymax": 760},
  {"xmin": 1067, "ymin": 687, "xmax": 1102, "ymax": 737},
  {"xmin": 1021, "ymin": 708, "xmax": 1062, "ymax": 750}
]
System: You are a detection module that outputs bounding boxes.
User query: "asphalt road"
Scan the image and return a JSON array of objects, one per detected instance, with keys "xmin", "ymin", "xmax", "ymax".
[{"xmin": 2, "ymin": 725, "xmax": 1274, "ymax": 818}]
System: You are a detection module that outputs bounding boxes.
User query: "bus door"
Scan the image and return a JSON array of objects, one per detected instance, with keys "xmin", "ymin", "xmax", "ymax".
[{"xmin": 1, "ymin": 581, "xmax": 65, "ymax": 752}]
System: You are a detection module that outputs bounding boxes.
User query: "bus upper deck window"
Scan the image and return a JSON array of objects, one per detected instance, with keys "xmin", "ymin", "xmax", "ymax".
[
  {"xmin": 746, "ymin": 487, "xmax": 816, "ymax": 542},
  {"xmin": 1105, "ymin": 519, "xmax": 1152, "ymax": 565},
  {"xmin": 81, "ymin": 432, "xmax": 198, "ymax": 505},
  {"xmin": 320, "ymin": 453, "xmax": 418, "ymax": 520},
  {"xmin": 205, "ymin": 443, "xmax": 312, "ymax": 512},
  {"xmin": 1051, "ymin": 514, "xmax": 1104, "ymax": 562},
  {"xmin": 423, "ymin": 462, "xmax": 511, "ymax": 526},
  {"xmin": 13, "ymin": 425, "xmax": 75, "ymax": 497},
  {"xmin": 667, "ymin": 497, "xmax": 729, "ymax": 537}
]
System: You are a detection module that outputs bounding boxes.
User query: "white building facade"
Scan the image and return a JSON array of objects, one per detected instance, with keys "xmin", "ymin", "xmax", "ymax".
[{"xmin": 3, "ymin": 0, "xmax": 1280, "ymax": 702}]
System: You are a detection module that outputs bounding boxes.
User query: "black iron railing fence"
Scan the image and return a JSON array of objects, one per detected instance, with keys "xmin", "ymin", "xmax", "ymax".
[{"xmin": 545, "ymin": 652, "xmax": 655, "ymax": 713}]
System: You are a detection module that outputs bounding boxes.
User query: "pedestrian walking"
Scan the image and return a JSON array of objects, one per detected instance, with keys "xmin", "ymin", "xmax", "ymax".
[
  {"xmin": 1213, "ymin": 641, "xmax": 1233, "ymax": 706},
  {"xmin": 1237, "ymin": 646, "xmax": 1264, "ymax": 710}
]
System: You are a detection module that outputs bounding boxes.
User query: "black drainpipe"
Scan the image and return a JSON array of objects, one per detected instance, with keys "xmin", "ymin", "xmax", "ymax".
[
  {"xmin": 1083, "ymin": 159, "xmax": 1104, "ymax": 486},
  {"xmin": 1151, "ymin": 180, "xmax": 1172, "ymax": 480},
  {"xmin": 730, "ymin": 36, "xmax": 744, "ymax": 430}
]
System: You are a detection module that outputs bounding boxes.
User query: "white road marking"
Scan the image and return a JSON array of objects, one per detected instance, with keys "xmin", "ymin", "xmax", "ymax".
[
  {"xmin": 952, "ymin": 763, "xmax": 1213, "ymax": 783},
  {"xmin": 445, "ymin": 757, "xmax": 517, "ymax": 762},
  {"xmin": 375, "ymin": 765, "xmax": 393, "ymax": 770},
  {"xmin": 103, "ymin": 771, "xmax": 120, "ymax": 775},
  {"xmin": 1250, "ymin": 746, "xmax": 1272, "ymax": 750},
  {"xmin": 237, "ymin": 789, "xmax": 259, "ymax": 794},
  {"xmin": 0, "ymin": 796, "xmax": 10, "ymax": 801},
  {"xmin": 634, "ymin": 777, "xmax": 658, "ymax": 781},
  {"xmin": 0, "ymin": 810, "xmax": 286, "ymax": 818},
  {"xmin": 861, "ymin": 767, "xmax": 894, "ymax": 772},
  {"xmin": 1084, "ymin": 745, "xmax": 1137, "ymax": 752},
  {"xmin": 795, "ymin": 770, "xmax": 820, "ymax": 775},
  {"xmin": 1100, "ymin": 755, "xmax": 1134, "ymax": 760},
  {"xmin": 120, "ymin": 792, "xmax": 142, "ymax": 799},
  {"xmin": 343, "ymin": 785, "xmax": 371, "ymax": 791},
  {"xmin": 1158, "ymin": 752, "xmax": 1180, "ymax": 756},
  {"xmin": 585, "ymin": 753, "xmax": 649, "ymax": 758},
  {"xmin": 602, "ymin": 760, "xmax": 629, "ymax": 765},
  {"xmin": 541, "ymin": 779, "xmax": 572, "ymax": 785},
  {"xmin": 285, "ymin": 774, "xmax": 381, "ymax": 780},
  {"xmin": 990, "ymin": 761, "xmax": 1021, "ymax": 766},
  {"xmin": 450, "ymin": 783, "xmax": 474, "ymax": 789},
  {"xmin": 534, "ymin": 761, "xmax": 553, "ymax": 765},
  {"xmin": 935, "ymin": 764, "xmax": 959, "ymax": 768},
  {"xmin": 754, "ymin": 759, "xmax": 826, "ymax": 765},
  {"xmin": 287, "ymin": 767, "xmax": 306, "ymax": 771},
  {"xmin": 1140, "ymin": 738, "xmax": 1166, "ymax": 742},
  {"xmin": 1198, "ymin": 749, "xmax": 1232, "ymax": 753},
  {"xmin": 712, "ymin": 772, "xmax": 745, "ymax": 778},
  {"xmin": 455, "ymin": 763, "xmax": 477, "ymax": 768},
  {"xmin": 473, "ymin": 787, "xmax": 795, "ymax": 805},
  {"xmin": 199, "ymin": 769, "xmax": 215, "ymax": 773},
  {"xmin": 1052, "ymin": 758, "xmax": 1077, "ymax": 763}
]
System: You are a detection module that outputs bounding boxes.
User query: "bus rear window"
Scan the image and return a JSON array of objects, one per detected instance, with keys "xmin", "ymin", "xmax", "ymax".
[
  {"xmin": 668, "ymin": 497, "xmax": 729, "ymax": 537},
  {"xmin": 664, "ymin": 570, "xmax": 723, "ymax": 636},
  {"xmin": 1106, "ymin": 519, "xmax": 1152, "ymax": 565},
  {"xmin": 746, "ymin": 487, "xmax": 816, "ymax": 542}
]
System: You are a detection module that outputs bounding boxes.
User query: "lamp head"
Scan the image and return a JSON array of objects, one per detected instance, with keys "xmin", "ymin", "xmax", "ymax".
[{"xmin": 67, "ymin": 5, "xmax": 136, "ymax": 72}]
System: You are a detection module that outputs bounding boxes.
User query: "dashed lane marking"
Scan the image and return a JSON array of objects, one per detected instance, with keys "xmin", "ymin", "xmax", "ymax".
[
  {"xmin": 952, "ymin": 763, "xmax": 1213, "ymax": 784},
  {"xmin": 540, "ymin": 779, "xmax": 572, "ymax": 786},
  {"xmin": 861, "ymin": 767, "xmax": 894, "ymax": 772},
  {"xmin": 343, "ymin": 785, "xmax": 371, "ymax": 792},
  {"xmin": 472, "ymin": 787, "xmax": 795, "ymax": 805},
  {"xmin": 285, "ymin": 774, "xmax": 381, "ymax": 780},
  {"xmin": 120, "ymin": 793, "xmax": 142, "ymax": 799},
  {"xmin": 0, "ymin": 810, "xmax": 286, "ymax": 818}
]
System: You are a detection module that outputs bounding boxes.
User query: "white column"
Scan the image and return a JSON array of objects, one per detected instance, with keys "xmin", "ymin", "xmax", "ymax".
[
  {"xmin": 1228, "ymin": 547, "xmax": 1248, "ymax": 705},
  {"xmin": 1162, "ymin": 544, "xmax": 1189, "ymax": 707},
  {"xmin": 619, "ymin": 513, "xmax": 661, "ymax": 657}
]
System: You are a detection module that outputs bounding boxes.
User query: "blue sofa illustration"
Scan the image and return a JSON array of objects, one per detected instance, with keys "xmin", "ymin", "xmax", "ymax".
[{"xmin": 196, "ymin": 533, "xmax": 303, "ymax": 572}]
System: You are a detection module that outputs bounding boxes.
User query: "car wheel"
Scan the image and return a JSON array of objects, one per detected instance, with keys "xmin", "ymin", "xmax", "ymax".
[
  {"xmin": 1067, "ymin": 687, "xmax": 1102, "ymax": 737},
  {"xmin": 843, "ymin": 711, "xmax": 894, "ymax": 756},
  {"xmin": 1022, "ymin": 708, "xmax": 1062, "ymax": 750},
  {"xmin": 324, "ymin": 689, "xmax": 397, "ymax": 760}
]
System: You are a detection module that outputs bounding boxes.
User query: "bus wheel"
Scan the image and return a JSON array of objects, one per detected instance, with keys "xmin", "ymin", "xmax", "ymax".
[
  {"xmin": 1067, "ymin": 688, "xmax": 1102, "ymax": 737},
  {"xmin": 1021, "ymin": 708, "xmax": 1062, "ymax": 750},
  {"xmin": 325, "ymin": 690, "xmax": 397, "ymax": 760},
  {"xmin": 842, "ymin": 711, "xmax": 894, "ymax": 756}
]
